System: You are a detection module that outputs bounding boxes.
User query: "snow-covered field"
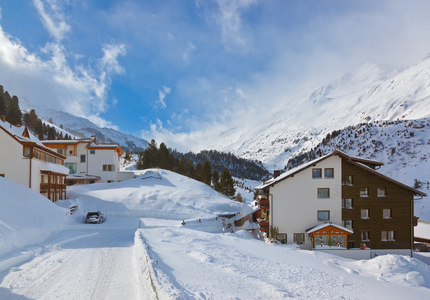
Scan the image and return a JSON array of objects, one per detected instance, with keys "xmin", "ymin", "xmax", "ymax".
[{"xmin": 1, "ymin": 170, "xmax": 430, "ymax": 299}]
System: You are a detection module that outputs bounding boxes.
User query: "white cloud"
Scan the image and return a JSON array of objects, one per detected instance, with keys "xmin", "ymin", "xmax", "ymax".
[
  {"xmin": 99, "ymin": 43, "xmax": 126, "ymax": 75},
  {"xmin": 157, "ymin": 86, "xmax": 171, "ymax": 109},
  {"xmin": 182, "ymin": 41, "xmax": 196, "ymax": 62},
  {"xmin": 141, "ymin": 118, "xmax": 228, "ymax": 153},
  {"xmin": 0, "ymin": 25, "xmax": 123, "ymax": 128},
  {"xmin": 87, "ymin": 114, "xmax": 119, "ymax": 130},
  {"xmin": 213, "ymin": 0, "xmax": 257, "ymax": 51},
  {"xmin": 33, "ymin": 0, "xmax": 70, "ymax": 42}
]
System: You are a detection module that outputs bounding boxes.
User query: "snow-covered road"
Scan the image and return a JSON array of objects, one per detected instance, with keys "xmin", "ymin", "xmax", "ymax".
[{"xmin": 0, "ymin": 217, "xmax": 142, "ymax": 300}]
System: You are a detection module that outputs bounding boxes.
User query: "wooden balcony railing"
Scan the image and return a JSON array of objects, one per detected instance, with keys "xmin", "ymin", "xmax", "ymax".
[
  {"xmin": 258, "ymin": 219, "xmax": 269, "ymax": 232},
  {"xmin": 257, "ymin": 197, "xmax": 269, "ymax": 209},
  {"xmin": 40, "ymin": 183, "xmax": 66, "ymax": 193}
]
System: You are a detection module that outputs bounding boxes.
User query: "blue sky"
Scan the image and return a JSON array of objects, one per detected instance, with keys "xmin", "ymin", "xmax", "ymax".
[{"xmin": 1, "ymin": 0, "xmax": 430, "ymax": 151}]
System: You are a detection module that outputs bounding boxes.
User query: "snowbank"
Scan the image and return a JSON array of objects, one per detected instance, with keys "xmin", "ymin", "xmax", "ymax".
[
  {"xmin": 136, "ymin": 219, "xmax": 430, "ymax": 299},
  {"xmin": 68, "ymin": 169, "xmax": 245, "ymax": 220},
  {"xmin": 134, "ymin": 230, "xmax": 185, "ymax": 299},
  {"xmin": 340, "ymin": 254, "xmax": 430, "ymax": 288},
  {"xmin": 0, "ymin": 177, "xmax": 68, "ymax": 258}
]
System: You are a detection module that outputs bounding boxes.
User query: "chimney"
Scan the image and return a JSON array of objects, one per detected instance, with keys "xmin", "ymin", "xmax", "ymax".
[
  {"xmin": 273, "ymin": 170, "xmax": 281, "ymax": 179},
  {"xmin": 0, "ymin": 115, "xmax": 5, "ymax": 122}
]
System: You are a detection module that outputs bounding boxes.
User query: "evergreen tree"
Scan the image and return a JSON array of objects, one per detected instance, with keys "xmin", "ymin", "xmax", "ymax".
[
  {"xmin": 195, "ymin": 163, "xmax": 203, "ymax": 181},
  {"xmin": 236, "ymin": 193, "xmax": 243, "ymax": 203},
  {"xmin": 0, "ymin": 94, "xmax": 6, "ymax": 116},
  {"xmin": 6, "ymin": 96, "xmax": 22, "ymax": 126},
  {"xmin": 23, "ymin": 109, "xmax": 38, "ymax": 130},
  {"xmin": 201, "ymin": 160, "xmax": 212, "ymax": 185},
  {"xmin": 185, "ymin": 160, "xmax": 196, "ymax": 178},
  {"xmin": 158, "ymin": 142, "xmax": 170, "ymax": 169},
  {"xmin": 220, "ymin": 168, "xmax": 236, "ymax": 197},
  {"xmin": 47, "ymin": 126, "xmax": 56, "ymax": 140},
  {"xmin": 177, "ymin": 155, "xmax": 187, "ymax": 175}
]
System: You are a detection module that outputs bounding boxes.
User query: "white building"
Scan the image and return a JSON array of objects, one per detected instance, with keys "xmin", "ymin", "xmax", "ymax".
[
  {"xmin": 255, "ymin": 151, "xmax": 425, "ymax": 257},
  {"xmin": 0, "ymin": 116, "xmax": 69, "ymax": 201},
  {"xmin": 43, "ymin": 137, "xmax": 134, "ymax": 184}
]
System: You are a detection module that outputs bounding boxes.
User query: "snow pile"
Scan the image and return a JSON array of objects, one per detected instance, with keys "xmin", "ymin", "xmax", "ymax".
[
  {"xmin": 342, "ymin": 254, "xmax": 430, "ymax": 288},
  {"xmin": 136, "ymin": 219, "xmax": 430, "ymax": 299},
  {"xmin": 68, "ymin": 169, "xmax": 245, "ymax": 220},
  {"xmin": 0, "ymin": 177, "xmax": 68, "ymax": 258}
]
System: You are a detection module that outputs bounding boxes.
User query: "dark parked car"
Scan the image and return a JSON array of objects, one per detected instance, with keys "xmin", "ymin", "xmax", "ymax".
[
  {"xmin": 85, "ymin": 211, "xmax": 105, "ymax": 224},
  {"xmin": 414, "ymin": 242, "xmax": 430, "ymax": 252}
]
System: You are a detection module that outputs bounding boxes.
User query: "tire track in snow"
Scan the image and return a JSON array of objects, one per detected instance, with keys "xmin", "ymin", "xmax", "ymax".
[{"xmin": 0, "ymin": 223, "xmax": 140, "ymax": 300}]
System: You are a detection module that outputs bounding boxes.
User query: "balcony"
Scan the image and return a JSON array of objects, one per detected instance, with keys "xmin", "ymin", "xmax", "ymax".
[
  {"xmin": 40, "ymin": 183, "xmax": 66, "ymax": 193},
  {"xmin": 257, "ymin": 196, "xmax": 269, "ymax": 209},
  {"xmin": 258, "ymin": 219, "xmax": 269, "ymax": 232}
]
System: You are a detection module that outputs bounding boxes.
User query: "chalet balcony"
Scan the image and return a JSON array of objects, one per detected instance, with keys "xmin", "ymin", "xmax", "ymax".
[
  {"xmin": 257, "ymin": 197, "xmax": 269, "ymax": 209},
  {"xmin": 258, "ymin": 219, "xmax": 269, "ymax": 232},
  {"xmin": 40, "ymin": 183, "xmax": 66, "ymax": 193}
]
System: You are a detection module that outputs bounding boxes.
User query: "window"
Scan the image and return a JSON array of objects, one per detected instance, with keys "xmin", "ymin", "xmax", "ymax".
[
  {"xmin": 360, "ymin": 187, "xmax": 369, "ymax": 197},
  {"xmin": 317, "ymin": 188, "xmax": 330, "ymax": 198},
  {"xmin": 342, "ymin": 198, "xmax": 353, "ymax": 209},
  {"xmin": 324, "ymin": 168, "xmax": 334, "ymax": 178},
  {"xmin": 90, "ymin": 149, "xmax": 96, "ymax": 154},
  {"xmin": 383, "ymin": 209, "xmax": 392, "ymax": 219},
  {"xmin": 361, "ymin": 209, "xmax": 369, "ymax": 219},
  {"xmin": 312, "ymin": 168, "xmax": 322, "ymax": 179},
  {"xmin": 277, "ymin": 233, "xmax": 287, "ymax": 243},
  {"xmin": 315, "ymin": 235, "xmax": 329, "ymax": 246},
  {"xmin": 103, "ymin": 164, "xmax": 114, "ymax": 172},
  {"xmin": 377, "ymin": 187, "xmax": 386, "ymax": 197},
  {"xmin": 80, "ymin": 154, "xmax": 86, "ymax": 163},
  {"xmin": 381, "ymin": 231, "xmax": 395, "ymax": 241},
  {"xmin": 342, "ymin": 175, "xmax": 353, "ymax": 186},
  {"xmin": 24, "ymin": 147, "xmax": 31, "ymax": 157},
  {"xmin": 361, "ymin": 231, "xmax": 370, "ymax": 241},
  {"xmin": 317, "ymin": 210, "xmax": 330, "ymax": 221},
  {"xmin": 65, "ymin": 163, "xmax": 77, "ymax": 174},
  {"xmin": 294, "ymin": 233, "xmax": 305, "ymax": 244},
  {"xmin": 342, "ymin": 220, "xmax": 353, "ymax": 229},
  {"xmin": 69, "ymin": 150, "xmax": 73, "ymax": 155},
  {"xmin": 57, "ymin": 149, "xmax": 64, "ymax": 155}
]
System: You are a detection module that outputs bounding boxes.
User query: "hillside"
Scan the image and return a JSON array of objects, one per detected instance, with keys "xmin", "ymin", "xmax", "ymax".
[
  {"xmin": 18, "ymin": 100, "xmax": 150, "ymax": 151},
  {"xmin": 208, "ymin": 58, "xmax": 430, "ymax": 177},
  {"xmin": 67, "ymin": 169, "xmax": 245, "ymax": 220}
]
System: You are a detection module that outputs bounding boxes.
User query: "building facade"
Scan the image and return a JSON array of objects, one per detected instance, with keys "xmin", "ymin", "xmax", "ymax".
[
  {"xmin": 255, "ymin": 151, "xmax": 425, "ymax": 254},
  {"xmin": 43, "ymin": 138, "xmax": 133, "ymax": 184},
  {"xmin": 0, "ymin": 117, "xmax": 69, "ymax": 201}
]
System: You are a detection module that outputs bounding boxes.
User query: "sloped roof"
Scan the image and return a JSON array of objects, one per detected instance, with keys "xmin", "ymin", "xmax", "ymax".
[
  {"xmin": 0, "ymin": 119, "xmax": 65, "ymax": 159},
  {"xmin": 255, "ymin": 150, "xmax": 426, "ymax": 197},
  {"xmin": 306, "ymin": 222, "xmax": 354, "ymax": 234}
]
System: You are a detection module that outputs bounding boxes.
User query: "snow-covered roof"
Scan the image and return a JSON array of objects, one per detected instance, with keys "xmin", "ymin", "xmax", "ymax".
[
  {"xmin": 41, "ymin": 140, "xmax": 80, "ymax": 144},
  {"xmin": 66, "ymin": 174, "xmax": 101, "ymax": 180},
  {"xmin": 40, "ymin": 162, "xmax": 70, "ymax": 175},
  {"xmin": 306, "ymin": 222, "xmax": 354, "ymax": 234},
  {"xmin": 255, "ymin": 152, "xmax": 336, "ymax": 190},
  {"xmin": 255, "ymin": 150, "xmax": 425, "ymax": 196},
  {"xmin": 0, "ymin": 119, "xmax": 65, "ymax": 159}
]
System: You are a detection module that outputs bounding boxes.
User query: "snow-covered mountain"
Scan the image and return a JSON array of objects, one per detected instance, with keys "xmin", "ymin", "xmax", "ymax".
[
  {"xmin": 20, "ymin": 104, "xmax": 149, "ymax": 151},
  {"xmin": 208, "ymin": 57, "xmax": 430, "ymax": 184},
  {"xmin": 17, "ymin": 56, "xmax": 430, "ymax": 187}
]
